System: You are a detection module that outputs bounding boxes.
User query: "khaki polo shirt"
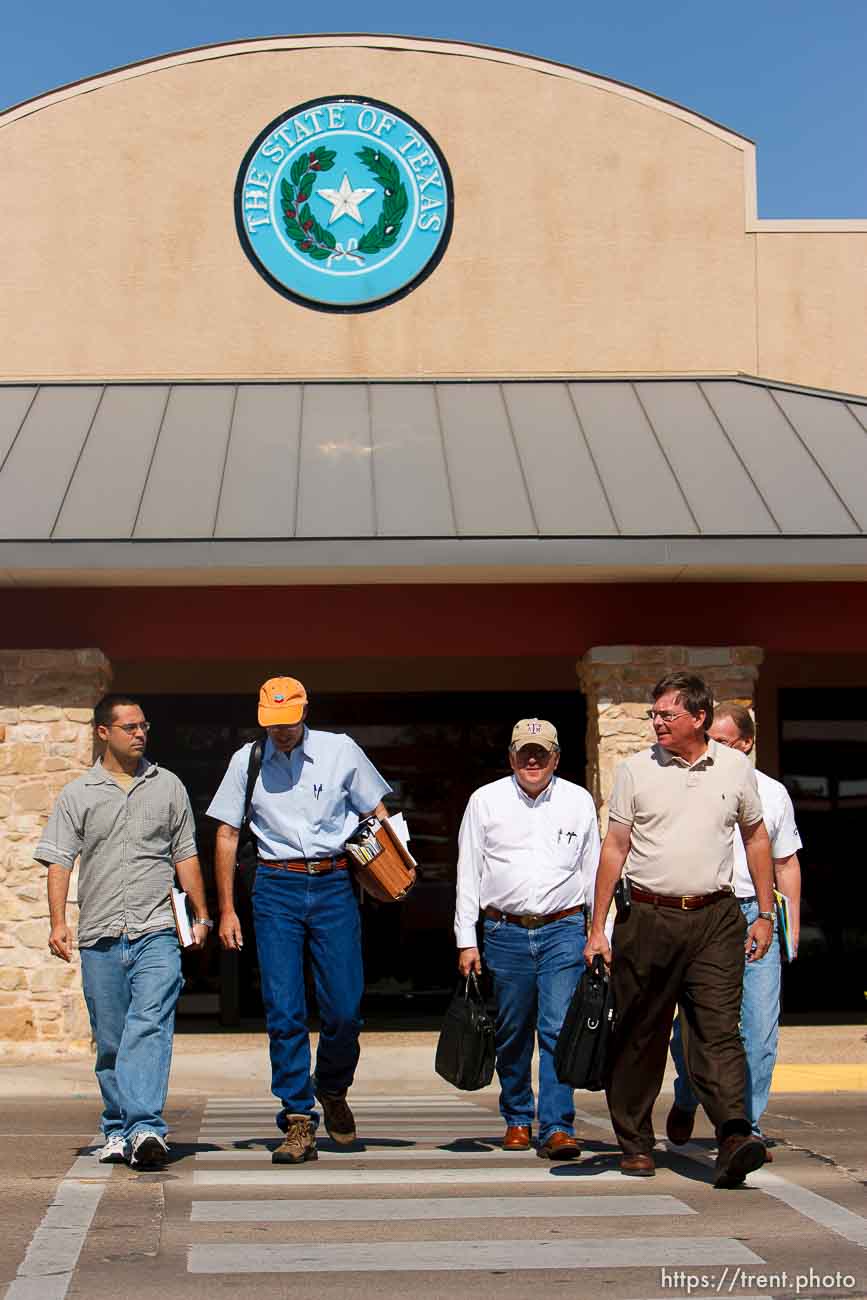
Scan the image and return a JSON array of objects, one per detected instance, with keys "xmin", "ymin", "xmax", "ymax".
[{"xmin": 608, "ymin": 739, "xmax": 763, "ymax": 896}]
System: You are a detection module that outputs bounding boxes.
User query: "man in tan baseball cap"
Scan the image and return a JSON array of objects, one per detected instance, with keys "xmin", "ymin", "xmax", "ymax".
[
  {"xmin": 454, "ymin": 716, "xmax": 601, "ymax": 1161},
  {"xmin": 510, "ymin": 718, "xmax": 559, "ymax": 753}
]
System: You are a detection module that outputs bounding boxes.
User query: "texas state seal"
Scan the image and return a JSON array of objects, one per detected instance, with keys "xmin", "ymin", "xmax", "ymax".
[{"xmin": 235, "ymin": 96, "xmax": 453, "ymax": 312}]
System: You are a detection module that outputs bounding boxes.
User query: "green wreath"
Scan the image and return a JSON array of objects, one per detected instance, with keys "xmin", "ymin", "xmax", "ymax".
[
  {"xmin": 354, "ymin": 147, "xmax": 409, "ymax": 254},
  {"xmin": 280, "ymin": 146, "xmax": 339, "ymax": 261},
  {"xmin": 280, "ymin": 144, "xmax": 409, "ymax": 264}
]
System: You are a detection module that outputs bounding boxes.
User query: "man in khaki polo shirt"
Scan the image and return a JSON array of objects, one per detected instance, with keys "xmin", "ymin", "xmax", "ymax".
[{"xmin": 584, "ymin": 671, "xmax": 775, "ymax": 1189}]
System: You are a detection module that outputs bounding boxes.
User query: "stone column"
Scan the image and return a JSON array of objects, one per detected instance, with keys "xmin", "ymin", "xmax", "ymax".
[
  {"xmin": 0, "ymin": 650, "xmax": 111, "ymax": 1047},
  {"xmin": 578, "ymin": 646, "xmax": 763, "ymax": 829}
]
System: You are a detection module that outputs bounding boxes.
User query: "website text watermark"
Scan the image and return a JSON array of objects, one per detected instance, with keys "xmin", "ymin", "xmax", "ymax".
[{"xmin": 660, "ymin": 1268, "xmax": 857, "ymax": 1294}]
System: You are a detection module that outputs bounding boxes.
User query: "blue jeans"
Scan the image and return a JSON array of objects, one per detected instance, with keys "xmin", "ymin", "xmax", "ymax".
[
  {"xmin": 670, "ymin": 898, "xmax": 781, "ymax": 1136},
  {"xmin": 79, "ymin": 928, "xmax": 183, "ymax": 1142},
  {"xmin": 482, "ymin": 911, "xmax": 585, "ymax": 1143},
  {"xmin": 253, "ymin": 865, "xmax": 363, "ymax": 1129}
]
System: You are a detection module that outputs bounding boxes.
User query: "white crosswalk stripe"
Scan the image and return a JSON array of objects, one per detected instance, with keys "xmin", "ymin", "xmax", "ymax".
[
  {"xmin": 194, "ymin": 1146, "xmax": 600, "ymax": 1161},
  {"xmin": 188, "ymin": 1238, "xmax": 764, "ymax": 1274},
  {"xmin": 185, "ymin": 1094, "xmax": 767, "ymax": 1281},
  {"xmin": 194, "ymin": 1165, "xmax": 628, "ymax": 1185},
  {"xmin": 191, "ymin": 1194, "xmax": 696, "ymax": 1220}
]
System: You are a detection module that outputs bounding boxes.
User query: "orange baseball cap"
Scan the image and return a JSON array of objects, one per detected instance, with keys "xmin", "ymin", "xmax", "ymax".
[{"xmin": 258, "ymin": 677, "xmax": 308, "ymax": 726}]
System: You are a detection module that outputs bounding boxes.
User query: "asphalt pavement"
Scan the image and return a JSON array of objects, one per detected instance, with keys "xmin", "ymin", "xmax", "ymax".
[{"xmin": 0, "ymin": 1024, "xmax": 865, "ymax": 1300}]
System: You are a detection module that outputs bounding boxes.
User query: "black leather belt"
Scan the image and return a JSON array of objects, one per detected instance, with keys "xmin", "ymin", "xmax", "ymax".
[{"xmin": 630, "ymin": 884, "xmax": 732, "ymax": 911}]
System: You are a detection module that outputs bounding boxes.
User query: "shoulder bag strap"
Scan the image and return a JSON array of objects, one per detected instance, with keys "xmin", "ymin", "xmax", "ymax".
[{"xmin": 242, "ymin": 738, "xmax": 264, "ymax": 830}]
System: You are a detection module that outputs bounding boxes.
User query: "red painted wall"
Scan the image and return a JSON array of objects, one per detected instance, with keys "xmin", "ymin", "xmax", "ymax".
[{"xmin": 4, "ymin": 584, "xmax": 867, "ymax": 659}]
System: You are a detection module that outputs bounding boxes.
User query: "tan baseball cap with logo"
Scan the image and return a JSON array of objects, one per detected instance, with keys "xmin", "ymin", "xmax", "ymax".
[
  {"xmin": 511, "ymin": 718, "xmax": 559, "ymax": 752},
  {"xmin": 258, "ymin": 677, "xmax": 308, "ymax": 726}
]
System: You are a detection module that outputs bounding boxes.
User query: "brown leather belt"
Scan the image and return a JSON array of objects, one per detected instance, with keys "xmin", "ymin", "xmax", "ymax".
[
  {"xmin": 630, "ymin": 883, "xmax": 733, "ymax": 911},
  {"xmin": 483, "ymin": 904, "xmax": 584, "ymax": 930},
  {"xmin": 259, "ymin": 855, "xmax": 349, "ymax": 875}
]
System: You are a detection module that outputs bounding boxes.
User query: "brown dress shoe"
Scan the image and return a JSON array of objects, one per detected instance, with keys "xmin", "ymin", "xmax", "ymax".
[
  {"xmin": 502, "ymin": 1125, "xmax": 531, "ymax": 1151},
  {"xmin": 316, "ymin": 1090, "xmax": 356, "ymax": 1145},
  {"xmin": 537, "ymin": 1131, "xmax": 582, "ymax": 1160},
  {"xmin": 714, "ymin": 1133, "xmax": 766, "ymax": 1188},
  {"xmin": 272, "ymin": 1114, "xmax": 318, "ymax": 1165},
  {"xmin": 666, "ymin": 1103, "xmax": 696, "ymax": 1145},
  {"xmin": 620, "ymin": 1152, "xmax": 655, "ymax": 1177}
]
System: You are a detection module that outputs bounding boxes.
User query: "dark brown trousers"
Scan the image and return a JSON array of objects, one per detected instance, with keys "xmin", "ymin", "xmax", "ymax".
[{"xmin": 605, "ymin": 894, "xmax": 748, "ymax": 1155}]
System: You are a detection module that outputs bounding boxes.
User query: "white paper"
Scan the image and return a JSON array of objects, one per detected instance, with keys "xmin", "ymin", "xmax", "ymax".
[
  {"xmin": 169, "ymin": 887, "xmax": 195, "ymax": 948},
  {"xmin": 386, "ymin": 812, "xmax": 411, "ymax": 846}
]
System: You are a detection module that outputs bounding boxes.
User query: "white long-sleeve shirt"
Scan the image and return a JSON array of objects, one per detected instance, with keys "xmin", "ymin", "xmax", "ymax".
[{"xmin": 454, "ymin": 774, "xmax": 601, "ymax": 948}]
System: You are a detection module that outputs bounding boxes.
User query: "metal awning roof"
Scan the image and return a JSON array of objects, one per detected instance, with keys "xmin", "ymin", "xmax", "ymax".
[{"xmin": 1, "ymin": 377, "xmax": 866, "ymax": 584}]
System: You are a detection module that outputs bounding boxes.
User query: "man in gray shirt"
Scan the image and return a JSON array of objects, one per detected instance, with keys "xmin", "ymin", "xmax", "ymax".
[{"xmin": 36, "ymin": 694, "xmax": 210, "ymax": 1169}]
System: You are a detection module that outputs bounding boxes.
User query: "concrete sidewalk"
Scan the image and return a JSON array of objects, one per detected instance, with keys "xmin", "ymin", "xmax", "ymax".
[{"xmin": 0, "ymin": 1022, "xmax": 863, "ymax": 1100}]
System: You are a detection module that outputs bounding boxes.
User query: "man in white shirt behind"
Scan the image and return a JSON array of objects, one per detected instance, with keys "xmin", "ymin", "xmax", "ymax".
[
  {"xmin": 455, "ymin": 719, "xmax": 600, "ymax": 1160},
  {"xmin": 667, "ymin": 701, "xmax": 802, "ymax": 1153}
]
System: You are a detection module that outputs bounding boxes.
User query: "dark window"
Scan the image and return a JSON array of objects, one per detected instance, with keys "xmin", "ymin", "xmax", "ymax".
[
  {"xmin": 779, "ymin": 688, "xmax": 867, "ymax": 1013},
  {"xmin": 140, "ymin": 690, "xmax": 587, "ymax": 1023}
]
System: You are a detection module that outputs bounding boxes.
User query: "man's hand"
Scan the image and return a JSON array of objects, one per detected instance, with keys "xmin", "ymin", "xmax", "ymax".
[
  {"xmin": 584, "ymin": 928, "xmax": 611, "ymax": 971},
  {"xmin": 745, "ymin": 916, "xmax": 773, "ymax": 963},
  {"xmin": 219, "ymin": 910, "xmax": 244, "ymax": 951},
  {"xmin": 190, "ymin": 922, "xmax": 210, "ymax": 952},
  {"xmin": 48, "ymin": 923, "xmax": 72, "ymax": 963},
  {"xmin": 458, "ymin": 946, "xmax": 482, "ymax": 977}
]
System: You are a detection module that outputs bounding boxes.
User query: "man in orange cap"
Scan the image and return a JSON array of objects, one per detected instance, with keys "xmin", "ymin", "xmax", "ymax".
[{"xmin": 208, "ymin": 677, "xmax": 391, "ymax": 1165}]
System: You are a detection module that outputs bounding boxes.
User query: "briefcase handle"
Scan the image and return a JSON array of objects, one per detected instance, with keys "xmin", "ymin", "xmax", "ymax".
[{"xmin": 459, "ymin": 972, "xmax": 484, "ymax": 1002}]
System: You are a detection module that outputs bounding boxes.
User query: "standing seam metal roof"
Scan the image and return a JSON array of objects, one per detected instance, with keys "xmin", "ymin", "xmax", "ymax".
[{"xmin": 1, "ymin": 377, "xmax": 866, "ymax": 545}]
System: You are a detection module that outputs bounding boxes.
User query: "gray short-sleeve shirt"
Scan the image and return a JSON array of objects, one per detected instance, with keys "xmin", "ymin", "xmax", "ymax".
[
  {"xmin": 35, "ymin": 759, "xmax": 198, "ymax": 947},
  {"xmin": 608, "ymin": 738, "xmax": 764, "ymax": 896}
]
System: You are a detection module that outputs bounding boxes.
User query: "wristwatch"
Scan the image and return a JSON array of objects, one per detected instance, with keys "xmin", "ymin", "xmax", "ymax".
[
  {"xmin": 194, "ymin": 917, "xmax": 214, "ymax": 929},
  {"xmin": 757, "ymin": 910, "xmax": 774, "ymax": 921}
]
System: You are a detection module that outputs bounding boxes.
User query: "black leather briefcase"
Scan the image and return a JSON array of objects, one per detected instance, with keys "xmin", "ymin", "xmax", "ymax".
[
  {"xmin": 554, "ymin": 956, "xmax": 616, "ymax": 1091},
  {"xmin": 434, "ymin": 973, "xmax": 496, "ymax": 1091}
]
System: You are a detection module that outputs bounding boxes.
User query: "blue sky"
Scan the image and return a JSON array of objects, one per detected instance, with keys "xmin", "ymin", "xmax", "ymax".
[{"xmin": 4, "ymin": 0, "xmax": 865, "ymax": 218}]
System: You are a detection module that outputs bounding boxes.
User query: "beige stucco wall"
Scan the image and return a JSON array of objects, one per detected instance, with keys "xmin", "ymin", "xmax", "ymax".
[
  {"xmin": 755, "ymin": 233, "xmax": 867, "ymax": 396},
  {"xmin": 1, "ymin": 36, "xmax": 864, "ymax": 394}
]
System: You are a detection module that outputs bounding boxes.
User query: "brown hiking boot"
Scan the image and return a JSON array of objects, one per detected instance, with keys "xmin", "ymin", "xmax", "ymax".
[
  {"xmin": 272, "ymin": 1114, "xmax": 317, "ymax": 1165},
  {"xmin": 317, "ymin": 1090, "xmax": 357, "ymax": 1145}
]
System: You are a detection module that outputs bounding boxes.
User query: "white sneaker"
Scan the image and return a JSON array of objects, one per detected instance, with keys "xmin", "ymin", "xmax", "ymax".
[
  {"xmin": 129, "ymin": 1131, "xmax": 169, "ymax": 1169},
  {"xmin": 97, "ymin": 1132, "xmax": 127, "ymax": 1163}
]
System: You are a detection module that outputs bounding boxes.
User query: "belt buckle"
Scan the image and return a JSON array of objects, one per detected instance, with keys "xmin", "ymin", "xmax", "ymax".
[
  {"xmin": 681, "ymin": 895, "xmax": 689, "ymax": 910},
  {"xmin": 307, "ymin": 859, "xmax": 321, "ymax": 875},
  {"xmin": 525, "ymin": 914, "xmax": 541, "ymax": 928}
]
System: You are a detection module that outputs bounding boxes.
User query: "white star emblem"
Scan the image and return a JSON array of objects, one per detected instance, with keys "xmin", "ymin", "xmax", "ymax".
[{"xmin": 316, "ymin": 172, "xmax": 376, "ymax": 225}]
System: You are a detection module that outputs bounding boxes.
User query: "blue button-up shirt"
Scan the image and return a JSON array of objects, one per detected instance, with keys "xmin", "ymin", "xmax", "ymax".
[{"xmin": 206, "ymin": 729, "xmax": 391, "ymax": 860}]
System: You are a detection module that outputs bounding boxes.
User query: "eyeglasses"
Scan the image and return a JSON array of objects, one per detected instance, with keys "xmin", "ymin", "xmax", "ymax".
[
  {"xmin": 110, "ymin": 721, "xmax": 151, "ymax": 735},
  {"xmin": 644, "ymin": 710, "xmax": 691, "ymax": 724}
]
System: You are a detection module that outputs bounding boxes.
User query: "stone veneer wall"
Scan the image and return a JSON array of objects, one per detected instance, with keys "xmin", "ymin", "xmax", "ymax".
[
  {"xmin": 578, "ymin": 646, "xmax": 763, "ymax": 829},
  {"xmin": 0, "ymin": 650, "xmax": 111, "ymax": 1046}
]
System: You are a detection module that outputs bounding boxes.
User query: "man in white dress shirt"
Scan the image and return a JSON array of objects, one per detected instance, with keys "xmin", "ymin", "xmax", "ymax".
[
  {"xmin": 455, "ymin": 719, "xmax": 600, "ymax": 1159},
  {"xmin": 667, "ymin": 702, "xmax": 802, "ymax": 1154}
]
